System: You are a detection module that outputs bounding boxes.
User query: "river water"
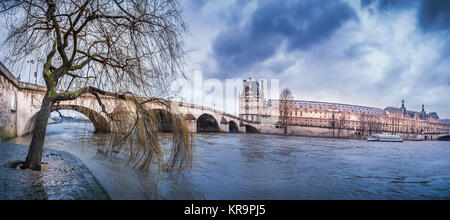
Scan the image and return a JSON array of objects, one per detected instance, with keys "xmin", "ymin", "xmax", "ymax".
[{"xmin": 9, "ymin": 121, "xmax": 450, "ymax": 200}]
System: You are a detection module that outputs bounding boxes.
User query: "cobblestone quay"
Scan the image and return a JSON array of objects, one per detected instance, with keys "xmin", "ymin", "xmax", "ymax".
[{"xmin": 0, "ymin": 141, "xmax": 109, "ymax": 200}]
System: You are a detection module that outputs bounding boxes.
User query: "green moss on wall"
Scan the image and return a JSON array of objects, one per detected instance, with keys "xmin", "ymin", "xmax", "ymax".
[{"xmin": 0, "ymin": 130, "xmax": 16, "ymax": 141}]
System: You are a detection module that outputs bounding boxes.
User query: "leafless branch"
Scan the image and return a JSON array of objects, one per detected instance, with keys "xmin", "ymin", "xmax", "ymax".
[{"xmin": 1, "ymin": 0, "xmax": 192, "ymax": 171}]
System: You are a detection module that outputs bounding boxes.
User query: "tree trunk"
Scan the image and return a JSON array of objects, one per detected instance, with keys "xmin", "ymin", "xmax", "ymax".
[
  {"xmin": 283, "ymin": 114, "xmax": 288, "ymax": 136},
  {"xmin": 23, "ymin": 95, "xmax": 53, "ymax": 171}
]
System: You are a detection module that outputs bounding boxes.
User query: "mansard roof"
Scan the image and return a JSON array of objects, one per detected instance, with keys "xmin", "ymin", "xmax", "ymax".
[
  {"xmin": 268, "ymin": 99, "xmax": 385, "ymax": 115},
  {"xmin": 438, "ymin": 119, "xmax": 450, "ymax": 125},
  {"xmin": 428, "ymin": 112, "xmax": 439, "ymax": 119},
  {"xmin": 405, "ymin": 110, "xmax": 419, "ymax": 118},
  {"xmin": 384, "ymin": 107, "xmax": 401, "ymax": 112},
  {"xmin": 384, "ymin": 107, "xmax": 439, "ymax": 120},
  {"xmin": 384, "ymin": 107, "xmax": 417, "ymax": 117}
]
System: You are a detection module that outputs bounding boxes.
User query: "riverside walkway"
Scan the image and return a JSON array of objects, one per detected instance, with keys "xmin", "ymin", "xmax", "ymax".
[{"xmin": 0, "ymin": 141, "xmax": 109, "ymax": 200}]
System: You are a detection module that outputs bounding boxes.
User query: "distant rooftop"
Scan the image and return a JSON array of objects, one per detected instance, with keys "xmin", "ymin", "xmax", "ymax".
[
  {"xmin": 267, "ymin": 99, "xmax": 385, "ymax": 114},
  {"xmin": 438, "ymin": 119, "xmax": 450, "ymax": 125},
  {"xmin": 385, "ymin": 106, "xmax": 439, "ymax": 120}
]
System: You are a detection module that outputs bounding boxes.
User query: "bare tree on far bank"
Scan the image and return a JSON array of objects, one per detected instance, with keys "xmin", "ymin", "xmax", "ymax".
[
  {"xmin": 336, "ymin": 112, "xmax": 347, "ymax": 138},
  {"xmin": 359, "ymin": 112, "xmax": 368, "ymax": 138},
  {"xmin": 0, "ymin": 0, "xmax": 192, "ymax": 171},
  {"xmin": 279, "ymin": 88, "xmax": 294, "ymax": 136},
  {"xmin": 367, "ymin": 114, "xmax": 381, "ymax": 136}
]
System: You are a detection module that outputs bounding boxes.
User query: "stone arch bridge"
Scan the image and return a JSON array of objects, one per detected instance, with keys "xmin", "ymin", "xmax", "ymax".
[{"xmin": 0, "ymin": 63, "xmax": 260, "ymax": 137}]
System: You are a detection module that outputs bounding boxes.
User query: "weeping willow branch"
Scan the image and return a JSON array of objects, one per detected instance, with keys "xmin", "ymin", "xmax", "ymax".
[
  {"xmin": 100, "ymin": 98, "xmax": 193, "ymax": 172},
  {"xmin": 52, "ymin": 86, "xmax": 193, "ymax": 171}
]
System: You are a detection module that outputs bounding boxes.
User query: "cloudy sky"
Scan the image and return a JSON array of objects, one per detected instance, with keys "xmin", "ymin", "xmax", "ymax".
[
  {"xmin": 0, "ymin": 0, "xmax": 449, "ymax": 118},
  {"xmin": 179, "ymin": 0, "xmax": 450, "ymax": 118}
]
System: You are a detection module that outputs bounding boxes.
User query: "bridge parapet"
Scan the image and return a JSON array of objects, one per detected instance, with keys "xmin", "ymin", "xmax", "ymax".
[
  {"xmin": 0, "ymin": 62, "xmax": 47, "ymax": 92},
  {"xmin": 173, "ymin": 101, "xmax": 259, "ymax": 124}
]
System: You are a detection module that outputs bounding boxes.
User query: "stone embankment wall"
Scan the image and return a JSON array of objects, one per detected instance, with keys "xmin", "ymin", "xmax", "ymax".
[
  {"xmin": 259, "ymin": 123, "xmax": 440, "ymax": 141},
  {"xmin": 260, "ymin": 124, "xmax": 359, "ymax": 139},
  {"xmin": 0, "ymin": 63, "xmax": 18, "ymax": 140},
  {"xmin": 0, "ymin": 63, "xmax": 48, "ymax": 138}
]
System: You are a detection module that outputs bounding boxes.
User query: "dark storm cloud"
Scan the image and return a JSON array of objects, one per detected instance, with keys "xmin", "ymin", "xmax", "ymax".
[
  {"xmin": 418, "ymin": 0, "xmax": 450, "ymax": 32},
  {"xmin": 212, "ymin": 0, "xmax": 357, "ymax": 74},
  {"xmin": 185, "ymin": 0, "xmax": 253, "ymax": 26},
  {"xmin": 360, "ymin": 0, "xmax": 417, "ymax": 10},
  {"xmin": 361, "ymin": 0, "xmax": 450, "ymax": 32}
]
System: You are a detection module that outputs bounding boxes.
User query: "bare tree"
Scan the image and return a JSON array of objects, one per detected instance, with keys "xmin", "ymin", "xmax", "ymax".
[
  {"xmin": 364, "ymin": 113, "xmax": 382, "ymax": 136},
  {"xmin": 391, "ymin": 116, "xmax": 400, "ymax": 135},
  {"xmin": 279, "ymin": 88, "xmax": 294, "ymax": 135},
  {"xmin": 368, "ymin": 113, "xmax": 382, "ymax": 136},
  {"xmin": 331, "ymin": 113, "xmax": 336, "ymax": 137},
  {"xmin": 336, "ymin": 112, "xmax": 347, "ymax": 138},
  {"xmin": 374, "ymin": 117, "xmax": 382, "ymax": 133},
  {"xmin": 0, "ymin": 0, "xmax": 192, "ymax": 171},
  {"xmin": 359, "ymin": 112, "xmax": 367, "ymax": 138}
]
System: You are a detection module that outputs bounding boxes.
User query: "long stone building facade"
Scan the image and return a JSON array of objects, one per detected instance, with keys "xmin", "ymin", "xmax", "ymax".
[{"xmin": 240, "ymin": 78, "xmax": 450, "ymax": 140}]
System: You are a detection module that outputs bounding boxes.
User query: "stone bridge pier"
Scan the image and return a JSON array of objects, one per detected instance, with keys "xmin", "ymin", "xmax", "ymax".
[{"xmin": 437, "ymin": 135, "xmax": 450, "ymax": 141}]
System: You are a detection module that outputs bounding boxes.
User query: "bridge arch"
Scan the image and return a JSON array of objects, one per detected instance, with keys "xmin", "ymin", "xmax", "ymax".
[
  {"xmin": 245, "ymin": 124, "xmax": 259, "ymax": 134},
  {"xmin": 147, "ymin": 108, "xmax": 176, "ymax": 132},
  {"xmin": 438, "ymin": 135, "xmax": 450, "ymax": 141},
  {"xmin": 229, "ymin": 120, "xmax": 239, "ymax": 133},
  {"xmin": 52, "ymin": 105, "xmax": 111, "ymax": 133},
  {"xmin": 197, "ymin": 113, "xmax": 219, "ymax": 132}
]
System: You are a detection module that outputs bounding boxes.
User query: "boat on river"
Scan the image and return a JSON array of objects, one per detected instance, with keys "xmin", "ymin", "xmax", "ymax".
[{"xmin": 367, "ymin": 134, "xmax": 403, "ymax": 142}]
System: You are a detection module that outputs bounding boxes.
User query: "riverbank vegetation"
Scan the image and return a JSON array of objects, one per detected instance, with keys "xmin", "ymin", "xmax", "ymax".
[{"xmin": 0, "ymin": 130, "xmax": 16, "ymax": 141}]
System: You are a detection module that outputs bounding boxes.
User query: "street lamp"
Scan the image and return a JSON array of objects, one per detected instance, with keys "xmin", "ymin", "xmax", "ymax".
[
  {"xmin": 26, "ymin": 60, "xmax": 39, "ymax": 84},
  {"xmin": 27, "ymin": 60, "xmax": 34, "ymax": 83}
]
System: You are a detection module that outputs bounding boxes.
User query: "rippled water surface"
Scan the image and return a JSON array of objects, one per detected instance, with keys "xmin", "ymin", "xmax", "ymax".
[{"xmin": 9, "ymin": 122, "xmax": 450, "ymax": 199}]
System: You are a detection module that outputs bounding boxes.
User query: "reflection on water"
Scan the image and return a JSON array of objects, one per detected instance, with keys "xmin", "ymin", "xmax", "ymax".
[{"xmin": 9, "ymin": 122, "xmax": 450, "ymax": 200}]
